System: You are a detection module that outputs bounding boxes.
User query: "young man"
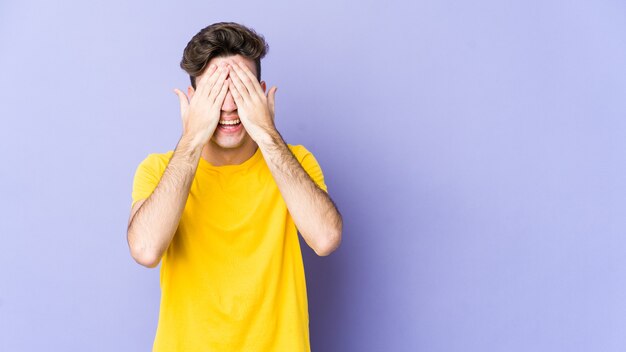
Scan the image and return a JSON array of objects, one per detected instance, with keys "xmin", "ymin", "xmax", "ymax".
[{"xmin": 126, "ymin": 22, "xmax": 343, "ymax": 351}]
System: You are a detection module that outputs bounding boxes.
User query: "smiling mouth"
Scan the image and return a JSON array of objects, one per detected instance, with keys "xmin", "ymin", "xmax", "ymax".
[
  {"xmin": 217, "ymin": 119, "xmax": 243, "ymax": 133},
  {"xmin": 218, "ymin": 118, "xmax": 241, "ymax": 126}
]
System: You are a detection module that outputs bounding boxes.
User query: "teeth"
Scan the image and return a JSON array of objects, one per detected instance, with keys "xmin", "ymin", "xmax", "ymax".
[{"xmin": 219, "ymin": 119, "xmax": 240, "ymax": 125}]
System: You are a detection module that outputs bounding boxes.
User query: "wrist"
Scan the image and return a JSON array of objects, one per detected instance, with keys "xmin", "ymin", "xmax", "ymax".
[
  {"xmin": 179, "ymin": 133, "xmax": 206, "ymax": 152},
  {"xmin": 256, "ymin": 127, "xmax": 284, "ymax": 151}
]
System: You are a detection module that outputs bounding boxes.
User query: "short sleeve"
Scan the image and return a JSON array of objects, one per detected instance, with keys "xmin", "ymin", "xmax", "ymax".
[
  {"xmin": 131, "ymin": 153, "xmax": 167, "ymax": 208},
  {"xmin": 290, "ymin": 145, "xmax": 328, "ymax": 193}
]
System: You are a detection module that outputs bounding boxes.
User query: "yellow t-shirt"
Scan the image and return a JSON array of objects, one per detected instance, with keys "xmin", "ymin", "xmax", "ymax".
[{"xmin": 131, "ymin": 144, "xmax": 327, "ymax": 352}]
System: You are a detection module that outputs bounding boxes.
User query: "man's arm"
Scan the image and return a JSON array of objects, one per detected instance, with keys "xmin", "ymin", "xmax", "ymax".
[
  {"xmin": 258, "ymin": 132, "xmax": 343, "ymax": 256},
  {"xmin": 127, "ymin": 136, "xmax": 203, "ymax": 267},
  {"xmin": 127, "ymin": 63, "xmax": 230, "ymax": 267},
  {"xmin": 227, "ymin": 60, "xmax": 342, "ymax": 256}
]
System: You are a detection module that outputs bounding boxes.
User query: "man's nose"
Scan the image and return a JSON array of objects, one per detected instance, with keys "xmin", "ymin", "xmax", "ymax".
[{"xmin": 221, "ymin": 85, "xmax": 237, "ymax": 113}]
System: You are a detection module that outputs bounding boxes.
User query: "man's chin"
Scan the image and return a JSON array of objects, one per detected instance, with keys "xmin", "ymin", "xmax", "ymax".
[{"xmin": 210, "ymin": 133, "xmax": 249, "ymax": 150}]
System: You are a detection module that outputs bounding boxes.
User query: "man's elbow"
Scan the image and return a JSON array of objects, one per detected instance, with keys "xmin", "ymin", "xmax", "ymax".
[
  {"xmin": 315, "ymin": 229, "xmax": 342, "ymax": 257},
  {"xmin": 134, "ymin": 255, "xmax": 161, "ymax": 268},
  {"xmin": 128, "ymin": 240, "xmax": 161, "ymax": 268}
]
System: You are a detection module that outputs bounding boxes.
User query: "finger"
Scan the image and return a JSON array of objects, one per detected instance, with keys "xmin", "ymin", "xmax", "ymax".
[
  {"xmin": 195, "ymin": 64, "xmax": 218, "ymax": 96},
  {"xmin": 173, "ymin": 88, "xmax": 189, "ymax": 118},
  {"xmin": 214, "ymin": 78, "xmax": 229, "ymax": 108},
  {"xmin": 229, "ymin": 66, "xmax": 251, "ymax": 101},
  {"xmin": 230, "ymin": 61, "xmax": 258, "ymax": 98},
  {"xmin": 235, "ymin": 61, "xmax": 265, "ymax": 97},
  {"xmin": 267, "ymin": 86, "xmax": 277, "ymax": 118},
  {"xmin": 204, "ymin": 65, "xmax": 227, "ymax": 97},
  {"xmin": 198, "ymin": 64, "xmax": 225, "ymax": 97},
  {"xmin": 228, "ymin": 79, "xmax": 245, "ymax": 108},
  {"xmin": 208, "ymin": 65, "xmax": 230, "ymax": 104}
]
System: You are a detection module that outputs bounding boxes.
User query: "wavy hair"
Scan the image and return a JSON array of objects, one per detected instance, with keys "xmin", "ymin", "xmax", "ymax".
[{"xmin": 180, "ymin": 22, "xmax": 269, "ymax": 89}]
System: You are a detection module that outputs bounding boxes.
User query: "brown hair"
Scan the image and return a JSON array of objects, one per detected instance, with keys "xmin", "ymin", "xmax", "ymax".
[{"xmin": 180, "ymin": 22, "xmax": 269, "ymax": 89}]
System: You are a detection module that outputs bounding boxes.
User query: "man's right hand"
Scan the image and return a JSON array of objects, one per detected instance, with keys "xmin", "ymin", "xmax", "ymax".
[{"xmin": 174, "ymin": 63, "xmax": 231, "ymax": 146}]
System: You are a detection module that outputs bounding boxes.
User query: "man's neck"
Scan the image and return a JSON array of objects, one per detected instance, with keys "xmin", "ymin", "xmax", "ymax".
[{"xmin": 201, "ymin": 139, "xmax": 258, "ymax": 166}]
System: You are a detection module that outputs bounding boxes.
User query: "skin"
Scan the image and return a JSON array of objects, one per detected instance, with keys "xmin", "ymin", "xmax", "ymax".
[
  {"xmin": 180, "ymin": 55, "xmax": 268, "ymax": 166},
  {"xmin": 127, "ymin": 54, "xmax": 342, "ymax": 267}
]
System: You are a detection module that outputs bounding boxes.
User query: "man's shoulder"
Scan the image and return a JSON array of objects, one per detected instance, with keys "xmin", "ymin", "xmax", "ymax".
[
  {"xmin": 137, "ymin": 150, "xmax": 174, "ymax": 170},
  {"xmin": 146, "ymin": 150, "xmax": 174, "ymax": 160},
  {"xmin": 287, "ymin": 144, "xmax": 312, "ymax": 162}
]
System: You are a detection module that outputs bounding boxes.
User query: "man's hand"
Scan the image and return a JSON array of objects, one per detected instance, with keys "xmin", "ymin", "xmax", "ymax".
[
  {"xmin": 224, "ymin": 60, "xmax": 341, "ymax": 256},
  {"xmin": 174, "ymin": 63, "xmax": 231, "ymax": 146},
  {"xmin": 227, "ymin": 60, "xmax": 278, "ymax": 143}
]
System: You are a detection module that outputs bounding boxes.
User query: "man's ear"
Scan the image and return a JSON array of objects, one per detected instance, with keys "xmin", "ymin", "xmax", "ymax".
[
  {"xmin": 261, "ymin": 81, "xmax": 267, "ymax": 93},
  {"xmin": 187, "ymin": 86, "xmax": 195, "ymax": 99}
]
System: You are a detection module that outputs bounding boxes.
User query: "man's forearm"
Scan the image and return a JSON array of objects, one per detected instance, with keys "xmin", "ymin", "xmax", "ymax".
[
  {"xmin": 257, "ymin": 130, "xmax": 342, "ymax": 256},
  {"xmin": 128, "ymin": 135, "xmax": 203, "ymax": 267}
]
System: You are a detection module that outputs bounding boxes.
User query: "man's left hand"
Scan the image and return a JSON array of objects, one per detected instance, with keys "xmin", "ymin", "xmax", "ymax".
[{"xmin": 227, "ymin": 60, "xmax": 278, "ymax": 143}]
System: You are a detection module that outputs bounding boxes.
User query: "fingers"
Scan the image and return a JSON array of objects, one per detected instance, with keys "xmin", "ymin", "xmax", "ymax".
[
  {"xmin": 208, "ymin": 65, "xmax": 230, "ymax": 104},
  {"xmin": 215, "ymin": 78, "xmax": 230, "ymax": 107},
  {"xmin": 204, "ymin": 65, "xmax": 228, "ymax": 98},
  {"xmin": 228, "ymin": 78, "xmax": 244, "ymax": 108},
  {"xmin": 173, "ymin": 88, "xmax": 189, "ymax": 118},
  {"xmin": 197, "ymin": 64, "xmax": 229, "ymax": 98},
  {"xmin": 228, "ymin": 64, "xmax": 251, "ymax": 101},
  {"xmin": 267, "ymin": 86, "xmax": 277, "ymax": 118},
  {"xmin": 237, "ymin": 61, "xmax": 265, "ymax": 97},
  {"xmin": 230, "ymin": 61, "xmax": 264, "ymax": 98},
  {"xmin": 195, "ymin": 64, "xmax": 218, "ymax": 96}
]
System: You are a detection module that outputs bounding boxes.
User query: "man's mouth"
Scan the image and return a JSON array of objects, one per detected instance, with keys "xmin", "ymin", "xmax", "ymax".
[
  {"xmin": 218, "ymin": 118, "xmax": 240, "ymax": 126},
  {"xmin": 217, "ymin": 118, "xmax": 242, "ymax": 132}
]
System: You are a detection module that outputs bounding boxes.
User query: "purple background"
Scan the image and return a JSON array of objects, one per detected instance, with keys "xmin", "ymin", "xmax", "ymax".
[{"xmin": 1, "ymin": 0, "xmax": 625, "ymax": 351}]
